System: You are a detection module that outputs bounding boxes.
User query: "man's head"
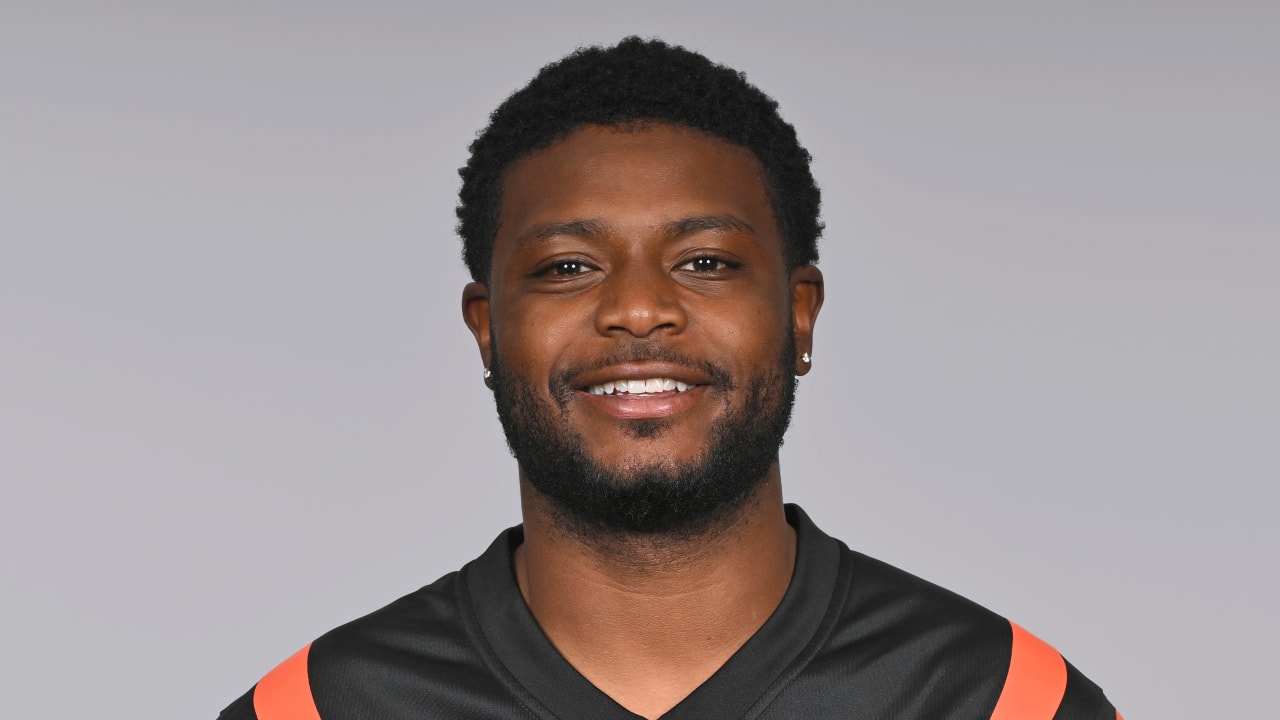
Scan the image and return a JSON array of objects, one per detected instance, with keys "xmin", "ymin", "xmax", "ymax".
[
  {"xmin": 460, "ymin": 39, "xmax": 824, "ymax": 540},
  {"xmin": 457, "ymin": 36, "xmax": 822, "ymax": 285}
]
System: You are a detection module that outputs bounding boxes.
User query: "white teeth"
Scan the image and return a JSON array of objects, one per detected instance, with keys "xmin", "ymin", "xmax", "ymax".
[{"xmin": 585, "ymin": 378, "xmax": 696, "ymax": 396}]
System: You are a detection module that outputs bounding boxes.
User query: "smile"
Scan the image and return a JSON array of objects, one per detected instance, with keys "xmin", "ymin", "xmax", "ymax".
[{"xmin": 587, "ymin": 378, "xmax": 697, "ymax": 396}]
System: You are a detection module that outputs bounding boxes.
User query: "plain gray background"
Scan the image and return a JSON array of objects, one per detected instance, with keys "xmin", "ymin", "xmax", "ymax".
[{"xmin": 2, "ymin": 2, "xmax": 1276, "ymax": 718}]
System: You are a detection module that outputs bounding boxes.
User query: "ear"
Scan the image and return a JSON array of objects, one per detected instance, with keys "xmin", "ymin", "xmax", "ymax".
[
  {"xmin": 789, "ymin": 265, "xmax": 824, "ymax": 376},
  {"xmin": 462, "ymin": 282, "xmax": 493, "ymax": 388}
]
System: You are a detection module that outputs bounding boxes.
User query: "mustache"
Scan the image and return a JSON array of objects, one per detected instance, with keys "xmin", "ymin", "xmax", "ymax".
[{"xmin": 551, "ymin": 343, "xmax": 735, "ymax": 400}]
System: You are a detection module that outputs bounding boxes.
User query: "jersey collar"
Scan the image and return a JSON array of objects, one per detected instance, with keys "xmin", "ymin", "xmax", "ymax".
[{"xmin": 460, "ymin": 504, "xmax": 849, "ymax": 720}]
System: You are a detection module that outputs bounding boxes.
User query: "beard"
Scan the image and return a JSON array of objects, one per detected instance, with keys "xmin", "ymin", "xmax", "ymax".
[{"xmin": 490, "ymin": 336, "xmax": 797, "ymax": 540}]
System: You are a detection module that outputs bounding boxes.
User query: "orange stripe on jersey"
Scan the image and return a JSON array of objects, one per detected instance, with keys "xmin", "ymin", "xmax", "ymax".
[
  {"xmin": 252, "ymin": 643, "xmax": 322, "ymax": 720},
  {"xmin": 1117, "ymin": 712, "xmax": 1123, "ymax": 720},
  {"xmin": 989, "ymin": 622, "xmax": 1068, "ymax": 720}
]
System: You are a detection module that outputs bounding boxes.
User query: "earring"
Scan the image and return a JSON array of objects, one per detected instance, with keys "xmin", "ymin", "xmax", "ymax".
[
  {"xmin": 483, "ymin": 367, "xmax": 491, "ymax": 379},
  {"xmin": 801, "ymin": 352, "xmax": 811, "ymax": 364}
]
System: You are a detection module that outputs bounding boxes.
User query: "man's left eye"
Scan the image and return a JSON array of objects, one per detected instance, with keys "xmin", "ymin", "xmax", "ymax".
[
  {"xmin": 550, "ymin": 260, "xmax": 586, "ymax": 275},
  {"xmin": 681, "ymin": 256, "xmax": 730, "ymax": 272}
]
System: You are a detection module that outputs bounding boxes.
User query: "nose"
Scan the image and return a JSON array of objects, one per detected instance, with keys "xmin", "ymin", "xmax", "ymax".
[{"xmin": 594, "ymin": 260, "xmax": 688, "ymax": 338}]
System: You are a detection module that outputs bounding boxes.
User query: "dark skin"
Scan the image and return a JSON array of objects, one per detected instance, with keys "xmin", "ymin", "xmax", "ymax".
[{"xmin": 462, "ymin": 123, "xmax": 824, "ymax": 718}]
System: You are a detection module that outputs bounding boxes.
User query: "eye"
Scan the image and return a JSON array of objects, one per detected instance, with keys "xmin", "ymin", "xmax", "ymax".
[
  {"xmin": 529, "ymin": 256, "xmax": 599, "ymax": 285},
  {"xmin": 679, "ymin": 256, "xmax": 735, "ymax": 273},
  {"xmin": 547, "ymin": 260, "xmax": 588, "ymax": 276}
]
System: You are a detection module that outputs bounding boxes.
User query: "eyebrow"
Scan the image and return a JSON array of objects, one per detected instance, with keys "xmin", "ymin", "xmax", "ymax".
[
  {"xmin": 519, "ymin": 214, "xmax": 756, "ymax": 246},
  {"xmin": 662, "ymin": 214, "xmax": 756, "ymax": 239}
]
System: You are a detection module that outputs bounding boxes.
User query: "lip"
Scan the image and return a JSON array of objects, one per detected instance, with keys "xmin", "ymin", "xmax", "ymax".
[
  {"xmin": 578, "ymin": 383, "xmax": 708, "ymax": 420},
  {"xmin": 570, "ymin": 362, "xmax": 716, "ymax": 421}
]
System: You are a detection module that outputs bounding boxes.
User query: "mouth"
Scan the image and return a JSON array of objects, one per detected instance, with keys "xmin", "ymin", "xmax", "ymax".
[
  {"xmin": 572, "ymin": 365, "xmax": 713, "ymax": 421},
  {"xmin": 561, "ymin": 356, "xmax": 725, "ymax": 421},
  {"xmin": 586, "ymin": 377, "xmax": 698, "ymax": 396}
]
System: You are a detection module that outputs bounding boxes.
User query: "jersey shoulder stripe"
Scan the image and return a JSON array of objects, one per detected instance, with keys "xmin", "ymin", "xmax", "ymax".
[
  {"xmin": 990, "ymin": 621, "xmax": 1068, "ymax": 720},
  {"xmin": 252, "ymin": 643, "xmax": 320, "ymax": 720}
]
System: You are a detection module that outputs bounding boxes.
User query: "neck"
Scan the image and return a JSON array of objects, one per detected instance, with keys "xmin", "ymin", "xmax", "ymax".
[{"xmin": 514, "ymin": 466, "xmax": 796, "ymax": 719}]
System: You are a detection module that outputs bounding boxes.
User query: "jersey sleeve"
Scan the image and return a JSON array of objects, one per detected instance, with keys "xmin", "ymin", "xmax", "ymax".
[
  {"xmin": 991, "ymin": 621, "xmax": 1119, "ymax": 720},
  {"xmin": 1050, "ymin": 660, "xmax": 1120, "ymax": 720},
  {"xmin": 216, "ymin": 687, "xmax": 257, "ymax": 720},
  {"xmin": 218, "ymin": 644, "xmax": 319, "ymax": 720}
]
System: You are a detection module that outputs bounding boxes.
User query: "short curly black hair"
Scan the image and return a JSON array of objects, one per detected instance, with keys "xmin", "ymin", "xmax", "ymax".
[{"xmin": 457, "ymin": 36, "xmax": 822, "ymax": 283}]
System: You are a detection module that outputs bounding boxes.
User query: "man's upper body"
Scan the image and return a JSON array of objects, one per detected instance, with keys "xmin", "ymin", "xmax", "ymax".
[
  {"xmin": 220, "ymin": 38, "xmax": 1119, "ymax": 719},
  {"xmin": 221, "ymin": 506, "xmax": 1116, "ymax": 720}
]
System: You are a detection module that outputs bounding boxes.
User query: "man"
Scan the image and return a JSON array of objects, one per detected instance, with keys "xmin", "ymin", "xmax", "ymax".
[{"xmin": 220, "ymin": 37, "xmax": 1119, "ymax": 720}]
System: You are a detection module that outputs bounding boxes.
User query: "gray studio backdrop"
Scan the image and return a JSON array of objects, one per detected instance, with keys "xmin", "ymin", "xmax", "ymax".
[{"xmin": 2, "ymin": 2, "xmax": 1276, "ymax": 718}]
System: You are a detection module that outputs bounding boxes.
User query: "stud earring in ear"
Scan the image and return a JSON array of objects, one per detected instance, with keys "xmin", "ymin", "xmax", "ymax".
[
  {"xmin": 483, "ymin": 368, "xmax": 491, "ymax": 379},
  {"xmin": 801, "ymin": 352, "xmax": 811, "ymax": 364}
]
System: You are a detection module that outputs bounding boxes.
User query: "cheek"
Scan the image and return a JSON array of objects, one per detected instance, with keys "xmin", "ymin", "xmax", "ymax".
[
  {"xmin": 704, "ymin": 298, "xmax": 791, "ymax": 356},
  {"xmin": 496, "ymin": 301, "xmax": 589, "ymax": 375}
]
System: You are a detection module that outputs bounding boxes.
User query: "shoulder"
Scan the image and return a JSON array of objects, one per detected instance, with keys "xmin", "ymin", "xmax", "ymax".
[
  {"xmin": 830, "ymin": 546, "xmax": 1014, "ymax": 662},
  {"xmin": 218, "ymin": 572, "xmax": 465, "ymax": 720},
  {"xmin": 307, "ymin": 568, "xmax": 472, "ymax": 680},
  {"xmin": 219, "ymin": 568, "xmax": 514, "ymax": 720},
  {"xmin": 994, "ymin": 621, "xmax": 1118, "ymax": 720},
  {"xmin": 807, "ymin": 546, "xmax": 1014, "ymax": 713},
  {"xmin": 795, "ymin": 544, "xmax": 1118, "ymax": 718}
]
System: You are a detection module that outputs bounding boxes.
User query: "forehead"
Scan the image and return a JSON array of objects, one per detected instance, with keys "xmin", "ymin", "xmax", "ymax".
[{"xmin": 495, "ymin": 123, "xmax": 781, "ymax": 249}]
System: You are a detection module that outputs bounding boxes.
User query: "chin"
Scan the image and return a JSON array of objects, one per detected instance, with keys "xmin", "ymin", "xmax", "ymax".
[{"xmin": 492, "ymin": 336, "xmax": 798, "ymax": 539}]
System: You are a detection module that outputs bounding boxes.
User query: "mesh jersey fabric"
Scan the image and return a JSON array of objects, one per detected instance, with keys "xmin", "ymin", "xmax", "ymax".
[{"xmin": 219, "ymin": 505, "xmax": 1118, "ymax": 719}]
